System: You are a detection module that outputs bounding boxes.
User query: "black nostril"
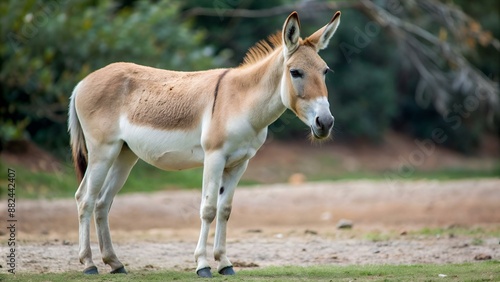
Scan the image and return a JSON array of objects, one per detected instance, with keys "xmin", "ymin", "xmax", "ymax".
[
  {"xmin": 315, "ymin": 116, "xmax": 322, "ymax": 128},
  {"xmin": 316, "ymin": 115, "xmax": 334, "ymax": 131}
]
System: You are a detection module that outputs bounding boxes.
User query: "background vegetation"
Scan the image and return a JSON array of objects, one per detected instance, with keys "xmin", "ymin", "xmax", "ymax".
[{"xmin": 1, "ymin": 0, "xmax": 498, "ymax": 157}]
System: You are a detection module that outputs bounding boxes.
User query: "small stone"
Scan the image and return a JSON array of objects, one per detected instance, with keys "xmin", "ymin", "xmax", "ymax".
[
  {"xmin": 474, "ymin": 254, "xmax": 492, "ymax": 260},
  {"xmin": 400, "ymin": 230, "xmax": 407, "ymax": 236},
  {"xmin": 336, "ymin": 219, "xmax": 353, "ymax": 229},
  {"xmin": 275, "ymin": 233, "xmax": 283, "ymax": 239},
  {"xmin": 305, "ymin": 229, "xmax": 318, "ymax": 235},
  {"xmin": 373, "ymin": 250, "xmax": 380, "ymax": 254},
  {"xmin": 438, "ymin": 274, "xmax": 447, "ymax": 278},
  {"xmin": 452, "ymin": 243, "xmax": 469, "ymax": 249},
  {"xmin": 247, "ymin": 229, "xmax": 262, "ymax": 233}
]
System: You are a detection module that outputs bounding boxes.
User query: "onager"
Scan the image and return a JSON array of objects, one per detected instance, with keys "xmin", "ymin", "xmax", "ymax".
[{"xmin": 69, "ymin": 11, "xmax": 341, "ymax": 277}]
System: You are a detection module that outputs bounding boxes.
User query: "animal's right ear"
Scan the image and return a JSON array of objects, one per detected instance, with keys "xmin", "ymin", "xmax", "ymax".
[{"xmin": 282, "ymin": 11, "xmax": 301, "ymax": 58}]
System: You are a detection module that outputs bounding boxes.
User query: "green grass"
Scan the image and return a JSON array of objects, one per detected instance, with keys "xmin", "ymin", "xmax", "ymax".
[
  {"xmin": 327, "ymin": 226, "xmax": 500, "ymax": 242},
  {"xmin": 310, "ymin": 165, "xmax": 500, "ymax": 182},
  {"xmin": 2, "ymin": 262, "xmax": 499, "ymax": 281},
  {"xmin": 363, "ymin": 230, "xmax": 393, "ymax": 242},
  {"xmin": 1, "ymin": 159, "xmax": 498, "ymax": 199},
  {"xmin": 411, "ymin": 226, "xmax": 500, "ymax": 238},
  {"xmin": 0, "ymin": 161, "xmax": 70, "ymax": 198},
  {"xmin": 348, "ymin": 226, "xmax": 500, "ymax": 242},
  {"xmin": 0, "ymin": 160, "xmax": 205, "ymax": 199}
]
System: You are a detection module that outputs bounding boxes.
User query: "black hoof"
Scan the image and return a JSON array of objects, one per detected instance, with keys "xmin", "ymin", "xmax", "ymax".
[
  {"xmin": 110, "ymin": 266, "xmax": 127, "ymax": 274},
  {"xmin": 83, "ymin": 266, "xmax": 98, "ymax": 275},
  {"xmin": 219, "ymin": 266, "xmax": 235, "ymax": 275},
  {"xmin": 196, "ymin": 267, "xmax": 212, "ymax": 278}
]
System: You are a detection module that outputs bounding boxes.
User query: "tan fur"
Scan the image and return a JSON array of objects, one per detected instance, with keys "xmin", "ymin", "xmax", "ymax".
[
  {"xmin": 74, "ymin": 37, "xmax": 329, "ymax": 153},
  {"xmin": 75, "ymin": 27, "xmax": 327, "ymax": 139},
  {"xmin": 76, "ymin": 63, "xmax": 223, "ymax": 133}
]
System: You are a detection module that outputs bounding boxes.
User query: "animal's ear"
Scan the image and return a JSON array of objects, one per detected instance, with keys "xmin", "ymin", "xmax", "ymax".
[
  {"xmin": 282, "ymin": 11, "xmax": 301, "ymax": 57},
  {"xmin": 305, "ymin": 11, "xmax": 341, "ymax": 51}
]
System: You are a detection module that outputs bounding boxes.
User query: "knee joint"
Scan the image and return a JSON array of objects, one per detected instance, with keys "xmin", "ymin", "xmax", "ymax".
[
  {"xmin": 201, "ymin": 205, "xmax": 217, "ymax": 222},
  {"xmin": 78, "ymin": 200, "xmax": 93, "ymax": 219},
  {"xmin": 218, "ymin": 205, "xmax": 232, "ymax": 221},
  {"xmin": 75, "ymin": 190, "xmax": 83, "ymax": 202},
  {"xmin": 94, "ymin": 200, "xmax": 108, "ymax": 222}
]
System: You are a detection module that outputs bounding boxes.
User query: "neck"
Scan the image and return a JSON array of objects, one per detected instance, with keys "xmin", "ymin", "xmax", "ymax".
[{"xmin": 232, "ymin": 48, "xmax": 287, "ymax": 131}]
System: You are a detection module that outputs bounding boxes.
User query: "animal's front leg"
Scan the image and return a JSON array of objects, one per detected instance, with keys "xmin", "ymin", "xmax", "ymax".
[
  {"xmin": 214, "ymin": 160, "xmax": 249, "ymax": 275},
  {"xmin": 194, "ymin": 152, "xmax": 225, "ymax": 278}
]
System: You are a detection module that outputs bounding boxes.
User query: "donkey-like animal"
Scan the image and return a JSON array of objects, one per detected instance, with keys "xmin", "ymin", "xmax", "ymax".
[{"xmin": 69, "ymin": 11, "xmax": 341, "ymax": 277}]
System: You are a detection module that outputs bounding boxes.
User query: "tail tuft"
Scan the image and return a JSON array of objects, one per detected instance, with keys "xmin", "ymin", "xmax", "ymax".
[
  {"xmin": 68, "ymin": 83, "xmax": 88, "ymax": 183},
  {"xmin": 74, "ymin": 146, "xmax": 87, "ymax": 183}
]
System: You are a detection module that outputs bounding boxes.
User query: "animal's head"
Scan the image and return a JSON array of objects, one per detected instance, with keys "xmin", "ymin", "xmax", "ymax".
[{"xmin": 280, "ymin": 11, "xmax": 341, "ymax": 140}]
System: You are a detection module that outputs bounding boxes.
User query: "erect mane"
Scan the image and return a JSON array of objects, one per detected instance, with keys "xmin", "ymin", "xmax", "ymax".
[{"xmin": 240, "ymin": 32, "xmax": 282, "ymax": 67}]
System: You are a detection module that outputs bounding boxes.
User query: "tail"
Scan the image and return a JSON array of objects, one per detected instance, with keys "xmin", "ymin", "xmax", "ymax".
[{"xmin": 68, "ymin": 82, "xmax": 88, "ymax": 183}]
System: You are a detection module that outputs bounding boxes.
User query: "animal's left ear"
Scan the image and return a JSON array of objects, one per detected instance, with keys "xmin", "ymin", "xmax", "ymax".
[
  {"xmin": 282, "ymin": 11, "xmax": 301, "ymax": 57},
  {"xmin": 305, "ymin": 11, "xmax": 341, "ymax": 51}
]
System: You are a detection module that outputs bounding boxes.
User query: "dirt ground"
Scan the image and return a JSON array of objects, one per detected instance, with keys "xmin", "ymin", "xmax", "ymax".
[{"xmin": 2, "ymin": 179, "xmax": 499, "ymax": 274}]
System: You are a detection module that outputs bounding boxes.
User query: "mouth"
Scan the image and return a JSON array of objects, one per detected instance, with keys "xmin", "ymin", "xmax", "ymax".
[{"xmin": 310, "ymin": 126, "xmax": 329, "ymax": 140}]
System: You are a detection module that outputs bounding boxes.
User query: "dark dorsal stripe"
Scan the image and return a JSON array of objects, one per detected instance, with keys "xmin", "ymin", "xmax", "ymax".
[{"xmin": 212, "ymin": 69, "xmax": 231, "ymax": 115}]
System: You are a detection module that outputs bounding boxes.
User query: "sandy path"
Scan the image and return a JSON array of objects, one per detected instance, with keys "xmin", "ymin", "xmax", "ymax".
[{"xmin": 1, "ymin": 179, "xmax": 499, "ymax": 273}]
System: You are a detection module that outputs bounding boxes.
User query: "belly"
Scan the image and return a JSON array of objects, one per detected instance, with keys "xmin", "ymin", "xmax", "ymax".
[{"xmin": 120, "ymin": 117, "xmax": 204, "ymax": 170}]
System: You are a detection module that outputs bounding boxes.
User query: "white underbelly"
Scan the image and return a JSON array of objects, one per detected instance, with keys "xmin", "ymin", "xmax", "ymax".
[{"xmin": 120, "ymin": 117, "xmax": 204, "ymax": 170}]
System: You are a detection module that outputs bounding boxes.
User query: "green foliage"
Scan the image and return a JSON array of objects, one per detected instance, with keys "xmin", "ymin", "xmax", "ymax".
[
  {"xmin": 177, "ymin": 0, "xmax": 289, "ymax": 66},
  {"xmin": 388, "ymin": 0, "xmax": 500, "ymax": 153},
  {"xmin": 393, "ymin": 85, "xmax": 489, "ymax": 154},
  {"xmin": 327, "ymin": 10, "xmax": 398, "ymax": 141},
  {"xmin": 0, "ymin": 160, "xmax": 203, "ymax": 199},
  {"xmin": 0, "ymin": 0, "xmax": 224, "ymax": 154},
  {"xmin": 0, "ymin": 0, "xmax": 498, "ymax": 155}
]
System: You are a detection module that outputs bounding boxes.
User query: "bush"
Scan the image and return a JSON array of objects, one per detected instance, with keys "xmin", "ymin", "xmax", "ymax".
[{"xmin": 0, "ymin": 0, "xmax": 225, "ymax": 155}]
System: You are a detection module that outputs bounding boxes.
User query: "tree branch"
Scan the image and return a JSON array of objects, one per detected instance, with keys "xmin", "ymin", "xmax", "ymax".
[
  {"xmin": 182, "ymin": 1, "xmax": 360, "ymax": 19},
  {"xmin": 359, "ymin": 0, "xmax": 499, "ymax": 116}
]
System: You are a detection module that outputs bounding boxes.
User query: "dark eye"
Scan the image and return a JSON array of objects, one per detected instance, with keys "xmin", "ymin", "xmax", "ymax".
[
  {"xmin": 290, "ymin": 69, "xmax": 303, "ymax": 78},
  {"xmin": 324, "ymin": 67, "xmax": 332, "ymax": 75}
]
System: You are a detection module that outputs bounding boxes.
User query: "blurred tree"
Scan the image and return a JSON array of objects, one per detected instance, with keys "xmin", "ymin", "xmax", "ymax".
[
  {"xmin": 365, "ymin": 0, "xmax": 500, "ymax": 153},
  {"xmin": 177, "ymin": 0, "xmax": 290, "ymax": 66},
  {"xmin": 0, "ymin": 0, "xmax": 225, "ymax": 155},
  {"xmin": 1, "ymin": 0, "xmax": 498, "ymax": 156},
  {"xmin": 183, "ymin": 0, "xmax": 499, "ymax": 152}
]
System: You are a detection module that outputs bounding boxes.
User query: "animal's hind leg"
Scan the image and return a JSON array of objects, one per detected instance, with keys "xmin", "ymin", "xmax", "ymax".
[
  {"xmin": 94, "ymin": 145, "xmax": 138, "ymax": 273},
  {"xmin": 75, "ymin": 141, "xmax": 122, "ymax": 274}
]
